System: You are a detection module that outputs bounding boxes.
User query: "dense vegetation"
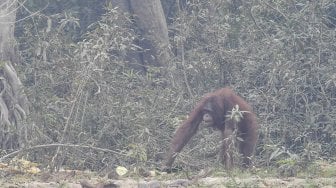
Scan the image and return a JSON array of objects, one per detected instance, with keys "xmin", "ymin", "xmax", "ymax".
[{"xmin": 5, "ymin": 0, "xmax": 336, "ymax": 176}]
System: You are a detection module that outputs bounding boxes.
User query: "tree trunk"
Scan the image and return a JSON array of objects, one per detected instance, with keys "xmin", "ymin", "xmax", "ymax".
[
  {"xmin": 111, "ymin": 0, "xmax": 170, "ymax": 72},
  {"xmin": 0, "ymin": 0, "xmax": 30, "ymax": 149}
]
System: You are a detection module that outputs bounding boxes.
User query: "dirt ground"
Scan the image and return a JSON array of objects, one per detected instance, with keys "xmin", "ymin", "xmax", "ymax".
[
  {"xmin": 0, "ymin": 160, "xmax": 335, "ymax": 187},
  {"xmin": 0, "ymin": 175, "xmax": 335, "ymax": 187},
  {"xmin": 1, "ymin": 171, "xmax": 335, "ymax": 188}
]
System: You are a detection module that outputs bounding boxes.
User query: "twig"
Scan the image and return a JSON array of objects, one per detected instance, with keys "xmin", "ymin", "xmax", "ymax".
[
  {"xmin": 262, "ymin": 1, "xmax": 288, "ymax": 21},
  {"xmin": 0, "ymin": 143, "xmax": 128, "ymax": 162},
  {"xmin": 177, "ymin": 0, "xmax": 193, "ymax": 98}
]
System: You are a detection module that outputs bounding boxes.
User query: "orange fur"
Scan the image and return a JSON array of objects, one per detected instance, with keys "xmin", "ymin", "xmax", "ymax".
[{"xmin": 163, "ymin": 88, "xmax": 258, "ymax": 170}]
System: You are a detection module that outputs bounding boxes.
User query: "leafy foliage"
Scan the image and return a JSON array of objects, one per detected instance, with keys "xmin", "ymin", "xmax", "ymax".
[
  {"xmin": 16, "ymin": 1, "xmax": 181, "ymax": 171},
  {"xmin": 168, "ymin": 0, "xmax": 336, "ymax": 168},
  {"xmin": 11, "ymin": 0, "xmax": 336, "ymax": 172}
]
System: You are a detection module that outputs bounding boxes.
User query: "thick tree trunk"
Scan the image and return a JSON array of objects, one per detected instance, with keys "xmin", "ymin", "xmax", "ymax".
[
  {"xmin": 111, "ymin": 0, "xmax": 170, "ymax": 71},
  {"xmin": 130, "ymin": 0, "xmax": 170, "ymax": 67},
  {"xmin": 0, "ymin": 0, "xmax": 30, "ymax": 149}
]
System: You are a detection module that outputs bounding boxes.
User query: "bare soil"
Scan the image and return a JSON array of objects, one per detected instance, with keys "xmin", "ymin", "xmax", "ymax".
[
  {"xmin": 0, "ymin": 172, "xmax": 335, "ymax": 188},
  {"xmin": 0, "ymin": 161, "xmax": 335, "ymax": 187}
]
